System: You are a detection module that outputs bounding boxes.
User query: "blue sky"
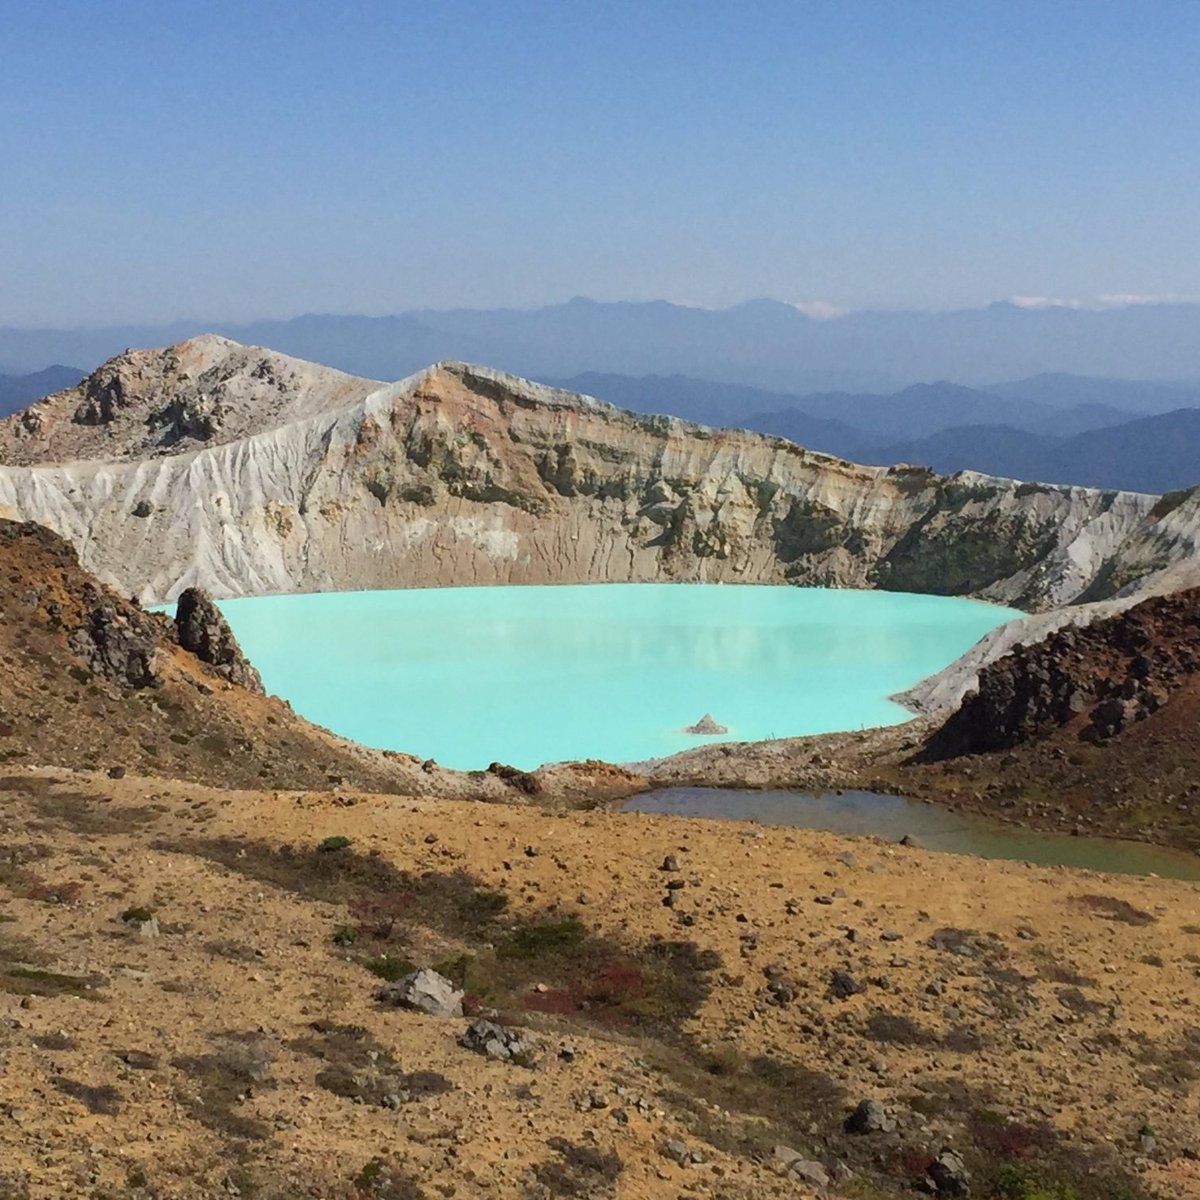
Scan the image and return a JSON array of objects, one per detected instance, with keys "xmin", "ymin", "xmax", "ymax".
[{"xmin": 1, "ymin": 0, "xmax": 1196, "ymax": 323}]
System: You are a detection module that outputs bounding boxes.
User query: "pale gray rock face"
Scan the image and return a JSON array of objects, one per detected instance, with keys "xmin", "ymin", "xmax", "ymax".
[
  {"xmin": 1, "ymin": 337, "xmax": 1198, "ymax": 711},
  {"xmin": 378, "ymin": 968, "xmax": 464, "ymax": 1018}
]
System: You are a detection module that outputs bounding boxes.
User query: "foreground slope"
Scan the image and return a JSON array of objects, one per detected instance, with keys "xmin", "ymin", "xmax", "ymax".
[
  {"xmin": 1, "ymin": 337, "xmax": 1198, "ymax": 611},
  {"xmin": 0, "ymin": 767, "xmax": 1197, "ymax": 1199}
]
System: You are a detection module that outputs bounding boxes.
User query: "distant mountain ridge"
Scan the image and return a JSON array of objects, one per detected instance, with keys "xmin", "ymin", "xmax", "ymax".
[
  {"xmin": 0, "ymin": 365, "xmax": 86, "ymax": 418},
  {"xmin": 873, "ymin": 408, "xmax": 1200, "ymax": 495},
  {"xmin": 4, "ymin": 298, "xmax": 1200, "ymax": 388},
  {"xmin": 3, "ymin": 336, "xmax": 1198, "ymax": 618},
  {"xmin": 554, "ymin": 372, "xmax": 1200, "ymax": 493}
]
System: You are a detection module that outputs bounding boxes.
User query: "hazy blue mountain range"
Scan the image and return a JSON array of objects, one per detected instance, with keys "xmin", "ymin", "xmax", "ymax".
[
  {"xmin": 868, "ymin": 409, "xmax": 1200, "ymax": 495},
  {"xmin": 4, "ymin": 298, "xmax": 1200, "ymax": 390},
  {"xmin": 0, "ymin": 366, "xmax": 86, "ymax": 418},
  {"xmin": 559, "ymin": 373, "xmax": 1200, "ymax": 494},
  {"xmin": 550, "ymin": 373, "xmax": 1183, "ymax": 440}
]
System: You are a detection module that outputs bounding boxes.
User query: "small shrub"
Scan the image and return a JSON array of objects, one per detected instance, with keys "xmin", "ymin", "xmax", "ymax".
[
  {"xmin": 865, "ymin": 1011, "xmax": 936, "ymax": 1046},
  {"xmin": 120, "ymin": 906, "xmax": 155, "ymax": 924},
  {"xmin": 497, "ymin": 918, "xmax": 587, "ymax": 960},
  {"xmin": 532, "ymin": 1137, "xmax": 621, "ymax": 1196},
  {"xmin": 52, "ymin": 1077, "xmax": 121, "ymax": 1115},
  {"xmin": 317, "ymin": 835, "xmax": 352, "ymax": 853},
  {"xmin": 1073, "ymin": 894, "xmax": 1156, "ymax": 926},
  {"xmin": 970, "ymin": 1109, "xmax": 1052, "ymax": 1160},
  {"xmin": 363, "ymin": 954, "xmax": 414, "ymax": 982}
]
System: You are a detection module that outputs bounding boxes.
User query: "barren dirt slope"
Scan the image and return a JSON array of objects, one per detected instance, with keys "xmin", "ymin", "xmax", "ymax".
[{"xmin": 0, "ymin": 767, "xmax": 1197, "ymax": 1199}]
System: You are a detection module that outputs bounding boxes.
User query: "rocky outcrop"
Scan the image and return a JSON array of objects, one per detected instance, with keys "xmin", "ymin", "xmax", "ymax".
[
  {"xmin": 1, "ymin": 339, "xmax": 1198, "ymax": 617},
  {"xmin": 686, "ymin": 714, "xmax": 728, "ymax": 735},
  {"xmin": 174, "ymin": 586, "xmax": 264, "ymax": 693},
  {"xmin": 920, "ymin": 587, "xmax": 1200, "ymax": 757},
  {"xmin": 0, "ymin": 335, "xmax": 379, "ymax": 465},
  {"xmin": 67, "ymin": 581, "xmax": 165, "ymax": 689}
]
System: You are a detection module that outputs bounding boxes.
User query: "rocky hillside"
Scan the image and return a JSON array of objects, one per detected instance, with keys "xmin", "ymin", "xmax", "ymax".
[
  {"xmin": 0, "ymin": 519, "xmax": 634, "ymax": 803},
  {"xmin": 0, "ymin": 337, "xmax": 1198, "ymax": 611},
  {"xmin": 0, "ymin": 336, "xmax": 379, "ymax": 465},
  {"xmin": 923, "ymin": 588, "xmax": 1200, "ymax": 758}
]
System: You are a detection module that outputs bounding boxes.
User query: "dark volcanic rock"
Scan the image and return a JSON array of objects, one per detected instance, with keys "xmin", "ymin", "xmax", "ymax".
[
  {"xmin": 921, "ymin": 588, "xmax": 1200, "ymax": 758},
  {"xmin": 68, "ymin": 582, "xmax": 164, "ymax": 689},
  {"xmin": 174, "ymin": 587, "xmax": 264, "ymax": 693}
]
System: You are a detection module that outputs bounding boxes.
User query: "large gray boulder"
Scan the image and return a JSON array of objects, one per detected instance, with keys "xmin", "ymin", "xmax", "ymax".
[{"xmin": 377, "ymin": 968, "xmax": 464, "ymax": 1018}]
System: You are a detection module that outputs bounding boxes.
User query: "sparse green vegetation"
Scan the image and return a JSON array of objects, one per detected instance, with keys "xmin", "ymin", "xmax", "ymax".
[{"xmin": 362, "ymin": 953, "xmax": 414, "ymax": 982}]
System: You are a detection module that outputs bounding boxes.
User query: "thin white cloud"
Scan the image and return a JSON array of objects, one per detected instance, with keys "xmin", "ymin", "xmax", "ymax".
[
  {"xmin": 1094, "ymin": 292, "xmax": 1190, "ymax": 308},
  {"xmin": 1009, "ymin": 295, "xmax": 1085, "ymax": 309},
  {"xmin": 790, "ymin": 300, "xmax": 847, "ymax": 319},
  {"xmin": 1010, "ymin": 292, "xmax": 1194, "ymax": 311}
]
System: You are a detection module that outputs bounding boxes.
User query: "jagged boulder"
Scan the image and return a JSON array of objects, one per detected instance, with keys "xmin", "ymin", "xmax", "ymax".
[
  {"xmin": 459, "ymin": 1018, "xmax": 533, "ymax": 1063},
  {"xmin": 377, "ymin": 968, "xmax": 464, "ymax": 1018},
  {"xmin": 68, "ymin": 582, "xmax": 164, "ymax": 689},
  {"xmin": 174, "ymin": 588, "xmax": 264, "ymax": 694},
  {"xmin": 686, "ymin": 713, "xmax": 728, "ymax": 735}
]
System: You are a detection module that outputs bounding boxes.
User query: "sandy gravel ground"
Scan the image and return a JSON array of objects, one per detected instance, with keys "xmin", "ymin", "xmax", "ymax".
[{"xmin": 0, "ymin": 765, "xmax": 1197, "ymax": 1199}]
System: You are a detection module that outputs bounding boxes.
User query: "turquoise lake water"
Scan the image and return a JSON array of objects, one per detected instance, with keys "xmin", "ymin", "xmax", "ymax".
[{"xmin": 215, "ymin": 584, "xmax": 1020, "ymax": 770}]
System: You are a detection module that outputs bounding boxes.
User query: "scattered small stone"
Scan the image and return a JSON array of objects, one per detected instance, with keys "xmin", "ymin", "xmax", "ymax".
[
  {"xmin": 661, "ymin": 855, "xmax": 680, "ymax": 872},
  {"xmin": 106, "ymin": 766, "xmax": 126, "ymax": 780},
  {"xmin": 423, "ymin": 833, "xmax": 439, "ymax": 844},
  {"xmin": 459, "ymin": 1018, "xmax": 532, "ymax": 1064},
  {"xmin": 830, "ymin": 970, "xmax": 865, "ymax": 1000},
  {"xmin": 927, "ymin": 1149, "xmax": 970, "ymax": 1196},
  {"xmin": 844, "ymin": 1099, "xmax": 896, "ymax": 1135},
  {"xmin": 772, "ymin": 1146, "xmax": 830, "ymax": 1189}
]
